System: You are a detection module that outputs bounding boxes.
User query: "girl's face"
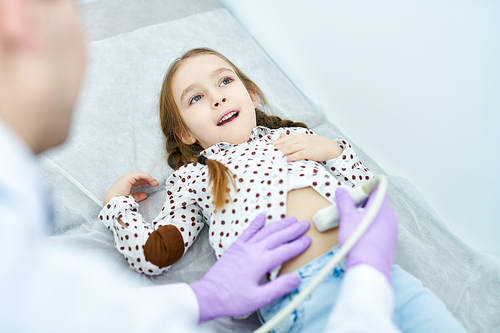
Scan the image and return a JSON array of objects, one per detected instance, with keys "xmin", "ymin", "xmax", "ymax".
[{"xmin": 172, "ymin": 54, "xmax": 258, "ymax": 149}]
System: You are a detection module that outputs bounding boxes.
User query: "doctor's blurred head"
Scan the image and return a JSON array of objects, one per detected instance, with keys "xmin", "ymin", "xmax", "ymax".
[{"xmin": 0, "ymin": 0, "xmax": 86, "ymax": 154}]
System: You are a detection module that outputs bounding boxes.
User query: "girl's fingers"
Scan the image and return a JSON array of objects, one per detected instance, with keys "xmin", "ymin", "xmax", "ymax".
[
  {"xmin": 132, "ymin": 192, "xmax": 148, "ymax": 202},
  {"xmin": 271, "ymin": 133, "xmax": 292, "ymax": 148},
  {"xmin": 273, "ymin": 140, "xmax": 303, "ymax": 157},
  {"xmin": 130, "ymin": 178, "xmax": 155, "ymax": 187},
  {"xmin": 126, "ymin": 172, "xmax": 159, "ymax": 187},
  {"xmin": 278, "ymin": 146, "xmax": 299, "ymax": 157},
  {"xmin": 285, "ymin": 150, "xmax": 308, "ymax": 162}
]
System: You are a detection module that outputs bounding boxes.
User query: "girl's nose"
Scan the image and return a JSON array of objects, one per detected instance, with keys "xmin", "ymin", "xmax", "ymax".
[{"xmin": 213, "ymin": 97, "xmax": 227, "ymax": 108}]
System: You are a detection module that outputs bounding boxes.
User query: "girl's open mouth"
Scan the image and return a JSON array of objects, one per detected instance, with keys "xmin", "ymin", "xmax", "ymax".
[{"xmin": 217, "ymin": 110, "xmax": 239, "ymax": 126}]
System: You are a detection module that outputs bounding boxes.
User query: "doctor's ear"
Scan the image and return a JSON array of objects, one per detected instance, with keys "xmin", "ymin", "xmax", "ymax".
[
  {"xmin": 174, "ymin": 127, "xmax": 197, "ymax": 145},
  {"xmin": 0, "ymin": 0, "xmax": 37, "ymax": 49}
]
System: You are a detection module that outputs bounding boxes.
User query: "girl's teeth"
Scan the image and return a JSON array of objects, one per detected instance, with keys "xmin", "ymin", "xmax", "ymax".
[{"xmin": 219, "ymin": 112, "xmax": 236, "ymax": 124}]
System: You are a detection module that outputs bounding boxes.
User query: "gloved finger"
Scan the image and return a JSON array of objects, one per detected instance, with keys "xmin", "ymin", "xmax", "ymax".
[
  {"xmin": 237, "ymin": 213, "xmax": 266, "ymax": 243},
  {"xmin": 374, "ymin": 194, "xmax": 399, "ymax": 228},
  {"xmin": 266, "ymin": 220, "xmax": 310, "ymax": 249},
  {"xmin": 250, "ymin": 216, "xmax": 298, "ymax": 244},
  {"xmin": 361, "ymin": 184, "xmax": 381, "ymax": 210},
  {"xmin": 258, "ymin": 273, "xmax": 301, "ymax": 305},
  {"xmin": 263, "ymin": 235, "xmax": 311, "ymax": 270},
  {"xmin": 335, "ymin": 188, "xmax": 358, "ymax": 219}
]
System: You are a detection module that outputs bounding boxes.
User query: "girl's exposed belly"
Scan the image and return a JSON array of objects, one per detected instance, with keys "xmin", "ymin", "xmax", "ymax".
[{"xmin": 279, "ymin": 186, "xmax": 338, "ymax": 275}]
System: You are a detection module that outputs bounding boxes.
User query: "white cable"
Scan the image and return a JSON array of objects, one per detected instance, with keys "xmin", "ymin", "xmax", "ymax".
[
  {"xmin": 40, "ymin": 155, "xmax": 102, "ymax": 207},
  {"xmin": 254, "ymin": 175, "xmax": 389, "ymax": 333}
]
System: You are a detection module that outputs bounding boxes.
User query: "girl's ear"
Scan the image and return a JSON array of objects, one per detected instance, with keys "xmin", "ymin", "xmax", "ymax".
[
  {"xmin": 250, "ymin": 91, "xmax": 259, "ymax": 109},
  {"xmin": 174, "ymin": 127, "xmax": 197, "ymax": 145}
]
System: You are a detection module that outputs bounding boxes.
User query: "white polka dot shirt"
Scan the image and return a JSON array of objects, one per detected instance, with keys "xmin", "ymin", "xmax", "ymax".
[{"xmin": 99, "ymin": 126, "xmax": 373, "ymax": 275}]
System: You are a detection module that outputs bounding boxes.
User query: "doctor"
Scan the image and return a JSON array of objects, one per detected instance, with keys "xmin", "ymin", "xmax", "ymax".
[{"xmin": 0, "ymin": 0, "xmax": 400, "ymax": 332}]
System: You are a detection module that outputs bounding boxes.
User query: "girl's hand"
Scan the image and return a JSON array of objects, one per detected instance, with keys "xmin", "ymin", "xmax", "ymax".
[
  {"xmin": 103, "ymin": 172, "xmax": 159, "ymax": 207},
  {"xmin": 272, "ymin": 133, "xmax": 343, "ymax": 162}
]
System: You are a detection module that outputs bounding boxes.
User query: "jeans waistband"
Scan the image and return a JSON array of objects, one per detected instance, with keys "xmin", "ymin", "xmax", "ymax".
[{"xmin": 293, "ymin": 244, "xmax": 345, "ymax": 279}]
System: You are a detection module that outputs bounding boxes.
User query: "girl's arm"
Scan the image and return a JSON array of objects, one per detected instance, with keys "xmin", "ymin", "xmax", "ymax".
[
  {"xmin": 272, "ymin": 128, "xmax": 373, "ymax": 186},
  {"xmin": 272, "ymin": 131, "xmax": 343, "ymax": 162},
  {"xmin": 99, "ymin": 171, "xmax": 204, "ymax": 275},
  {"xmin": 102, "ymin": 171, "xmax": 159, "ymax": 226},
  {"xmin": 321, "ymin": 139, "xmax": 374, "ymax": 186}
]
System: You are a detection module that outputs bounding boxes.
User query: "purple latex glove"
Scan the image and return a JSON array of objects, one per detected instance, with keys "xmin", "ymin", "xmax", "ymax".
[
  {"xmin": 190, "ymin": 213, "xmax": 311, "ymax": 323},
  {"xmin": 336, "ymin": 186, "xmax": 399, "ymax": 283}
]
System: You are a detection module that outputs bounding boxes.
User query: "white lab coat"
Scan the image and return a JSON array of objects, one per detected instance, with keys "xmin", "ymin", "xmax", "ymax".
[
  {"xmin": 0, "ymin": 118, "xmax": 399, "ymax": 333},
  {"xmin": 324, "ymin": 265, "xmax": 401, "ymax": 333}
]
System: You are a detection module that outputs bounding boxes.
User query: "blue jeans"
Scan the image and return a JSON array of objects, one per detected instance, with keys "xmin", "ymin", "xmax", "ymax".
[{"xmin": 258, "ymin": 246, "xmax": 466, "ymax": 333}]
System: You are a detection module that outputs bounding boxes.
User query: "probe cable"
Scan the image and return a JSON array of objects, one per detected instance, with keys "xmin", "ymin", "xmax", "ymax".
[{"xmin": 254, "ymin": 175, "xmax": 389, "ymax": 333}]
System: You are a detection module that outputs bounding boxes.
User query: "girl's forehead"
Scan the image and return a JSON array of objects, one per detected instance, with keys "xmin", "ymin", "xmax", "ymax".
[
  {"xmin": 172, "ymin": 54, "xmax": 234, "ymax": 99},
  {"xmin": 176, "ymin": 54, "xmax": 233, "ymax": 80}
]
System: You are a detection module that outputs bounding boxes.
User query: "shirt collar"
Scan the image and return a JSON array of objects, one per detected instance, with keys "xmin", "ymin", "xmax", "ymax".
[{"xmin": 201, "ymin": 126, "xmax": 272, "ymax": 157}]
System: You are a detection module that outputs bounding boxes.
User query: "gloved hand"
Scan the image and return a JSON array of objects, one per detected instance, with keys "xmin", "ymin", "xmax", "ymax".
[
  {"xmin": 190, "ymin": 213, "xmax": 311, "ymax": 323},
  {"xmin": 335, "ymin": 186, "xmax": 398, "ymax": 283}
]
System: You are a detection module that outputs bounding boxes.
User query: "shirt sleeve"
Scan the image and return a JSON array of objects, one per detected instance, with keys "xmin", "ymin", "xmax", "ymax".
[
  {"xmin": 98, "ymin": 166, "xmax": 205, "ymax": 275},
  {"xmin": 3, "ymin": 238, "xmax": 211, "ymax": 333},
  {"xmin": 323, "ymin": 265, "xmax": 401, "ymax": 333},
  {"xmin": 321, "ymin": 139, "xmax": 374, "ymax": 186}
]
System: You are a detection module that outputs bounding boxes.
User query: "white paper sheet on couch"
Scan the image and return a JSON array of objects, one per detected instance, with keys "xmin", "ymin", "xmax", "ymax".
[{"xmin": 37, "ymin": 3, "xmax": 500, "ymax": 332}]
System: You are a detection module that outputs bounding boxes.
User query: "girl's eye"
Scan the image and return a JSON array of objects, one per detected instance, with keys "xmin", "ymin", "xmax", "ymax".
[
  {"xmin": 190, "ymin": 95, "xmax": 202, "ymax": 105},
  {"xmin": 220, "ymin": 77, "xmax": 233, "ymax": 86}
]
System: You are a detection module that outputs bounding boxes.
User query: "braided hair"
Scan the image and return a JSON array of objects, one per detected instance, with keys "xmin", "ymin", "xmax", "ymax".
[{"xmin": 159, "ymin": 48, "xmax": 307, "ymax": 211}]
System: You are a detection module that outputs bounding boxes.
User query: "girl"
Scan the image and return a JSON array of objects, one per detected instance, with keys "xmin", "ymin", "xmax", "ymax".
[{"xmin": 99, "ymin": 48, "xmax": 466, "ymax": 333}]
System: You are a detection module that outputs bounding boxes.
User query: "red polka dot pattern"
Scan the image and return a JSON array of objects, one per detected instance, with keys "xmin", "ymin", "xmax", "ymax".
[{"xmin": 98, "ymin": 126, "xmax": 372, "ymax": 276}]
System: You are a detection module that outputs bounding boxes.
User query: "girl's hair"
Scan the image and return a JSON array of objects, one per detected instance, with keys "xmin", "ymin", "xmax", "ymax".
[{"xmin": 159, "ymin": 48, "xmax": 307, "ymax": 211}]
